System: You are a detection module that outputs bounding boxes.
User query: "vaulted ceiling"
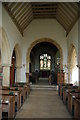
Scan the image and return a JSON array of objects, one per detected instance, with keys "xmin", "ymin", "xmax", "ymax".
[{"xmin": 3, "ymin": 2, "xmax": 80, "ymax": 36}]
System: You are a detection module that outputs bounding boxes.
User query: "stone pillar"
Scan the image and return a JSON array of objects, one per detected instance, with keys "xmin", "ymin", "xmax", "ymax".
[
  {"xmin": 78, "ymin": 8, "xmax": 80, "ymax": 86},
  {"xmin": 2, "ymin": 64, "xmax": 12, "ymax": 86},
  {"xmin": 16, "ymin": 66, "xmax": 22, "ymax": 83},
  {"xmin": 67, "ymin": 65, "xmax": 72, "ymax": 84}
]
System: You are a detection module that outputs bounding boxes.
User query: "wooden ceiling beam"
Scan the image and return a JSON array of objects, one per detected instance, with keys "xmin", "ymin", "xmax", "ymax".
[
  {"xmin": 8, "ymin": 2, "xmax": 16, "ymax": 10},
  {"xmin": 58, "ymin": 5, "xmax": 73, "ymax": 23},
  {"xmin": 3, "ymin": 3, "xmax": 23, "ymax": 36},
  {"xmin": 8, "ymin": 2, "xmax": 12, "ymax": 7},
  {"xmin": 33, "ymin": 9, "xmax": 56, "ymax": 12},
  {"xmin": 11, "ymin": 3, "xmax": 22, "ymax": 13},
  {"xmin": 71, "ymin": 2, "xmax": 80, "ymax": 13},
  {"xmin": 34, "ymin": 16, "xmax": 56, "ymax": 19},
  {"xmin": 33, "ymin": 15, "xmax": 56, "ymax": 18},
  {"xmin": 66, "ymin": 16, "xmax": 79, "ymax": 36},
  {"xmin": 21, "ymin": 16, "xmax": 33, "ymax": 30},
  {"xmin": 19, "ymin": 11, "xmax": 33, "ymax": 26},
  {"xmin": 57, "ymin": 9, "xmax": 71, "ymax": 27},
  {"xmin": 20, "ymin": 14, "xmax": 33, "ymax": 27},
  {"xmin": 56, "ymin": 14, "xmax": 69, "ymax": 30},
  {"xmin": 15, "ymin": 3, "xmax": 30, "ymax": 20},
  {"xmin": 32, "ymin": 6, "xmax": 57, "ymax": 9},
  {"xmin": 13, "ymin": 3, "xmax": 26, "ymax": 17},
  {"xmin": 57, "ymin": 7, "xmax": 72, "ymax": 25},
  {"xmin": 60, "ymin": 3, "xmax": 75, "ymax": 19},
  {"xmin": 32, "ymin": 2, "xmax": 58, "ymax": 5},
  {"xmin": 17, "ymin": 5, "xmax": 32, "ymax": 22},
  {"xmin": 18, "ymin": 9, "xmax": 33, "ymax": 25},
  {"xmin": 56, "ymin": 17, "xmax": 67, "ymax": 32},
  {"xmin": 32, "ymin": 4, "xmax": 58, "ymax": 7},
  {"xmin": 33, "ymin": 13, "xmax": 56, "ymax": 15},
  {"xmin": 65, "ymin": 2, "xmax": 78, "ymax": 17}
]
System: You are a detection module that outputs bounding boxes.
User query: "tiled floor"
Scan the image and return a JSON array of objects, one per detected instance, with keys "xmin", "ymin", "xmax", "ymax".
[{"xmin": 16, "ymin": 88, "xmax": 72, "ymax": 118}]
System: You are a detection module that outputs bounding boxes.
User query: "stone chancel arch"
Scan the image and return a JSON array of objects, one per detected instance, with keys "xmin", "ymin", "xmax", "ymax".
[{"xmin": 26, "ymin": 38, "xmax": 63, "ymax": 74}]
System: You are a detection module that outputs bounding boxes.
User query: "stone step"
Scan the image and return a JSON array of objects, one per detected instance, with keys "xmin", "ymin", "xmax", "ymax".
[{"xmin": 30, "ymin": 84, "xmax": 58, "ymax": 90}]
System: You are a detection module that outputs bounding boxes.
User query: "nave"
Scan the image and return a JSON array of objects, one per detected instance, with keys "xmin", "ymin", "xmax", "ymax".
[
  {"xmin": 16, "ymin": 87, "xmax": 71, "ymax": 118},
  {"xmin": 0, "ymin": 1, "xmax": 80, "ymax": 119}
]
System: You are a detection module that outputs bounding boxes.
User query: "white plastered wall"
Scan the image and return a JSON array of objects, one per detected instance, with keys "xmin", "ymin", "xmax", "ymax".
[
  {"xmin": 3, "ymin": 7, "xmax": 78, "ymax": 84},
  {"xmin": 67, "ymin": 20, "xmax": 79, "ymax": 85},
  {"xmin": 2, "ymin": 7, "xmax": 23, "ymax": 86},
  {"xmin": 0, "ymin": 2, "xmax": 2, "ymax": 51},
  {"xmin": 22, "ymin": 19, "xmax": 68, "ymax": 82}
]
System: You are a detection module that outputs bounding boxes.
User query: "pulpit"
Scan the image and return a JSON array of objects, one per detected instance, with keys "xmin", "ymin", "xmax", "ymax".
[
  {"xmin": 26, "ymin": 73, "xmax": 29, "ymax": 82},
  {"xmin": 57, "ymin": 71, "xmax": 65, "ymax": 84}
]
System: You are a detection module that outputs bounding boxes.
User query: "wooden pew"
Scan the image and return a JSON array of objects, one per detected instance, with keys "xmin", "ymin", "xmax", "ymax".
[
  {"xmin": 68, "ymin": 90, "xmax": 80, "ymax": 116},
  {"xmin": 2, "ymin": 86, "xmax": 26, "ymax": 104},
  {"xmin": 58, "ymin": 84, "xmax": 73, "ymax": 96},
  {"xmin": 74, "ymin": 98, "xmax": 80, "ymax": 118},
  {"xmin": 12, "ymin": 84, "xmax": 28, "ymax": 98},
  {"xmin": 10, "ymin": 86, "xmax": 27, "ymax": 102},
  {"xmin": 2, "ymin": 95, "xmax": 15, "ymax": 119},
  {"xmin": 16, "ymin": 82, "xmax": 31, "ymax": 95},
  {"xmin": 63, "ymin": 86, "xmax": 78, "ymax": 105},
  {"xmin": 0, "ymin": 97, "xmax": 2, "ymax": 120},
  {"xmin": 0, "ymin": 89, "xmax": 21, "ymax": 111},
  {"xmin": 59, "ymin": 84, "xmax": 73, "ymax": 99}
]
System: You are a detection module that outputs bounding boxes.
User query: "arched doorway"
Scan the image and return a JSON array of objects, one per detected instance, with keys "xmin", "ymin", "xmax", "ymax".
[
  {"xmin": 68, "ymin": 45, "xmax": 79, "ymax": 85},
  {"xmin": 10, "ymin": 49, "xmax": 16, "ymax": 85},
  {"xmin": 10, "ymin": 44, "xmax": 22, "ymax": 85},
  {"xmin": 26, "ymin": 38, "xmax": 63, "ymax": 84}
]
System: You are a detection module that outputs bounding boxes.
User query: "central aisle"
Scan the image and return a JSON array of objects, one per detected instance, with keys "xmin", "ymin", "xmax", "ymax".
[{"xmin": 16, "ymin": 88, "xmax": 71, "ymax": 118}]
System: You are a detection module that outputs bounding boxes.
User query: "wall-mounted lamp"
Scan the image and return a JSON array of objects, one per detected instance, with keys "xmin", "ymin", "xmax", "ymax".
[
  {"xmin": 76, "ymin": 65, "xmax": 80, "ymax": 69},
  {"xmin": 12, "ymin": 56, "xmax": 15, "ymax": 59},
  {"xmin": 23, "ymin": 64, "xmax": 25, "ymax": 67}
]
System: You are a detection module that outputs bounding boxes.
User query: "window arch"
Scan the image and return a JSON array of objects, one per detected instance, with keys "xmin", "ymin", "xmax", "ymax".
[{"xmin": 40, "ymin": 53, "xmax": 51, "ymax": 70}]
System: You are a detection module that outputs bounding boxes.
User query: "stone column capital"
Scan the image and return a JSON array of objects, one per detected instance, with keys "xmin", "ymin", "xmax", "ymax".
[
  {"xmin": 16, "ymin": 66, "xmax": 22, "ymax": 69},
  {"xmin": 1, "ymin": 64, "xmax": 12, "ymax": 67}
]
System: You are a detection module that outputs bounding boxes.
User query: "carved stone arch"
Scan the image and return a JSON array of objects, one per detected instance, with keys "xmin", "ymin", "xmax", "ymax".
[
  {"xmin": 68, "ymin": 44, "xmax": 77, "ymax": 66},
  {"xmin": 68, "ymin": 44, "xmax": 78, "ymax": 85},
  {"xmin": 10, "ymin": 43, "xmax": 22, "ymax": 83},
  {"xmin": 1, "ymin": 28, "xmax": 11, "ymax": 86},
  {"xmin": 26, "ymin": 38, "xmax": 63, "ymax": 73},
  {"xmin": 0, "ymin": 27, "xmax": 2, "ymax": 65},
  {"xmin": 2, "ymin": 28, "xmax": 11, "ymax": 64},
  {"xmin": 12, "ymin": 44, "xmax": 22, "ymax": 67}
]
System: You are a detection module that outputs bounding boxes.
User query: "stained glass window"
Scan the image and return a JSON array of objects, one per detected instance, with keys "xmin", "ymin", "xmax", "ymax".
[{"xmin": 40, "ymin": 53, "xmax": 51, "ymax": 70}]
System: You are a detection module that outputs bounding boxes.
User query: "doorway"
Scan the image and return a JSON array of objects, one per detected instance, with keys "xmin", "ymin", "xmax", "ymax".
[{"xmin": 10, "ymin": 49, "xmax": 16, "ymax": 85}]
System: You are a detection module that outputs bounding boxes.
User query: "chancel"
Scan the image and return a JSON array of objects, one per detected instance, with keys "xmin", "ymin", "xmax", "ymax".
[{"xmin": 0, "ymin": 1, "xmax": 80, "ymax": 119}]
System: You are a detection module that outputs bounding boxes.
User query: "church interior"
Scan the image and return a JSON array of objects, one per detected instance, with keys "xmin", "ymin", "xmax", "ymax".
[{"xmin": 0, "ymin": 1, "xmax": 80, "ymax": 119}]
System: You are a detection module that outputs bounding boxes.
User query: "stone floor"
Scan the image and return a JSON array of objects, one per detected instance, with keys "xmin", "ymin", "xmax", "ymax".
[{"xmin": 16, "ymin": 87, "xmax": 72, "ymax": 118}]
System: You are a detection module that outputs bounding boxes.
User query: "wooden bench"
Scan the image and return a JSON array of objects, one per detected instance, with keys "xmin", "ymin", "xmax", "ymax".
[
  {"xmin": 68, "ymin": 90, "xmax": 80, "ymax": 116},
  {"xmin": 0, "ymin": 89, "xmax": 21, "ymax": 111},
  {"xmin": 0, "ymin": 98, "xmax": 2, "ymax": 120},
  {"xmin": 59, "ymin": 84, "xmax": 73, "ymax": 99},
  {"xmin": 58, "ymin": 84, "xmax": 73, "ymax": 96},
  {"xmin": 74, "ymin": 98, "xmax": 80, "ymax": 118},
  {"xmin": 2, "ymin": 95, "xmax": 15, "ymax": 119},
  {"xmin": 2, "ymin": 86, "xmax": 27, "ymax": 104},
  {"xmin": 63, "ymin": 86, "xmax": 78, "ymax": 105},
  {"xmin": 16, "ymin": 82, "xmax": 30, "ymax": 95}
]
